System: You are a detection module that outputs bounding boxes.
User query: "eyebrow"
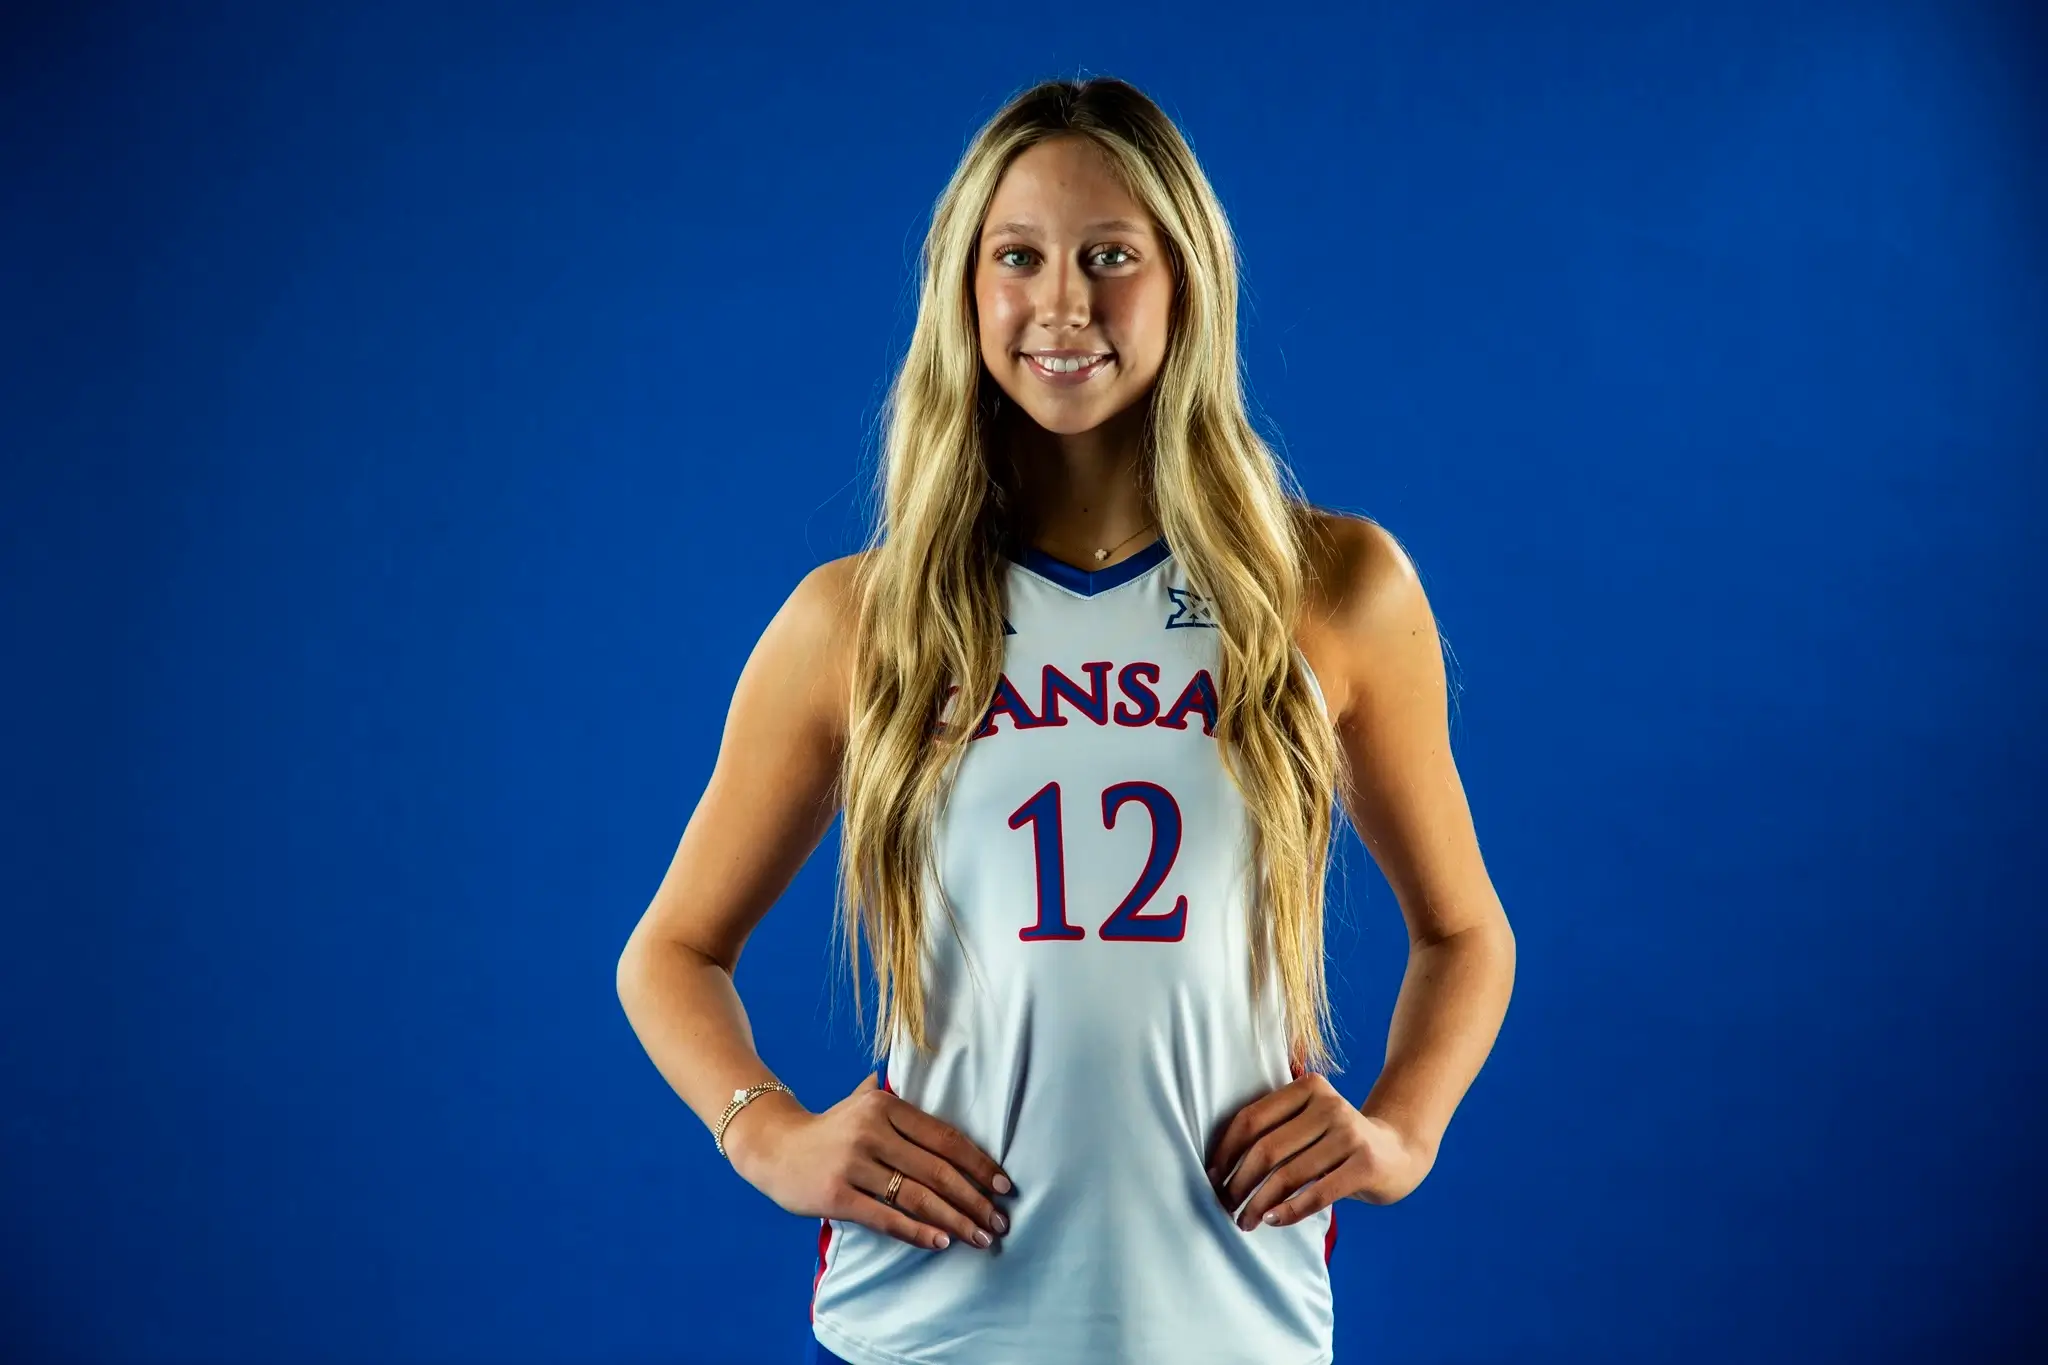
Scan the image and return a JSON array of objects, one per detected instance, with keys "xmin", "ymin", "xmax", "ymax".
[{"xmin": 982, "ymin": 217, "xmax": 1150, "ymax": 240}]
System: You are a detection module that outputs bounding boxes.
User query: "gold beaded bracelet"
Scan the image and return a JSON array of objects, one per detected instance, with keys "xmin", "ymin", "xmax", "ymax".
[{"xmin": 713, "ymin": 1081, "xmax": 794, "ymax": 1160}]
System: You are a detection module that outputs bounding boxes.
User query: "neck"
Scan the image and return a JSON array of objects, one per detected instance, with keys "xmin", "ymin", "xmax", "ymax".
[{"xmin": 1001, "ymin": 404, "xmax": 1155, "ymax": 561}]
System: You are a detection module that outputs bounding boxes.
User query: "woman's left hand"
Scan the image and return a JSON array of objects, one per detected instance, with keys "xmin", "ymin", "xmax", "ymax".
[{"xmin": 1205, "ymin": 1073, "xmax": 1435, "ymax": 1228}]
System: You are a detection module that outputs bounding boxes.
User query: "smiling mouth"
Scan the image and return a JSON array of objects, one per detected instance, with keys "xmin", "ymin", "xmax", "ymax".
[{"xmin": 1024, "ymin": 353, "xmax": 1114, "ymax": 378}]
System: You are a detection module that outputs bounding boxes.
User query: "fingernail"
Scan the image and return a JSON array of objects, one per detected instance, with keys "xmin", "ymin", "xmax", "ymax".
[
  {"xmin": 993, "ymin": 1174, "xmax": 1012, "ymax": 1194},
  {"xmin": 935, "ymin": 1233, "xmax": 949, "ymax": 1248},
  {"xmin": 991, "ymin": 1211, "xmax": 1008, "ymax": 1234},
  {"xmin": 1262, "ymin": 1211, "xmax": 1280, "ymax": 1225},
  {"xmin": 972, "ymin": 1229, "xmax": 991, "ymax": 1248}
]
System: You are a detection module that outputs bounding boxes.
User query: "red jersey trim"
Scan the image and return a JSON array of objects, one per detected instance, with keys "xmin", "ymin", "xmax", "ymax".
[{"xmin": 811, "ymin": 1065, "xmax": 892, "ymax": 1323}]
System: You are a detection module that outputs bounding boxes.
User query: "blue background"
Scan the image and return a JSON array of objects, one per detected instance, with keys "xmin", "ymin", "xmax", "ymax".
[{"xmin": 5, "ymin": 1, "xmax": 2043, "ymax": 1361}]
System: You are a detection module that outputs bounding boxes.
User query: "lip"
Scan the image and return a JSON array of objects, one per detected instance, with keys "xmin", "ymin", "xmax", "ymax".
[{"xmin": 1022, "ymin": 351, "xmax": 1114, "ymax": 387}]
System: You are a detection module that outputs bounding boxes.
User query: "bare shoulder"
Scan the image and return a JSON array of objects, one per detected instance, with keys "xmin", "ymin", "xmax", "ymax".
[
  {"xmin": 1293, "ymin": 509, "xmax": 1504, "ymax": 947},
  {"xmin": 750, "ymin": 548, "xmax": 871, "ymax": 744},
  {"xmin": 783, "ymin": 547, "xmax": 868, "ymax": 624},
  {"xmin": 624, "ymin": 548, "xmax": 874, "ymax": 970},
  {"xmin": 1294, "ymin": 506, "xmax": 1436, "ymax": 725}
]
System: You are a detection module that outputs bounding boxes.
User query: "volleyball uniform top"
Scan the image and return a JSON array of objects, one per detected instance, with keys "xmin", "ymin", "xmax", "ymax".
[{"xmin": 809, "ymin": 539, "xmax": 1338, "ymax": 1365}]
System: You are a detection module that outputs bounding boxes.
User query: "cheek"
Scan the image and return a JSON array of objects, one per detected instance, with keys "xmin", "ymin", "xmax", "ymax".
[
  {"xmin": 978, "ymin": 283, "xmax": 1030, "ymax": 342},
  {"xmin": 1141, "ymin": 276, "xmax": 1176, "ymax": 348},
  {"xmin": 1111, "ymin": 279, "xmax": 1174, "ymax": 365}
]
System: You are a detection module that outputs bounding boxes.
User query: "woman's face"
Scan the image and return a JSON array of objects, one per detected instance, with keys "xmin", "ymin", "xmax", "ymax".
[{"xmin": 973, "ymin": 136, "xmax": 1175, "ymax": 438}]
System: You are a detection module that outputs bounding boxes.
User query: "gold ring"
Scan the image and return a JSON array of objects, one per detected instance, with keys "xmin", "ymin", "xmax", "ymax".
[{"xmin": 882, "ymin": 1168, "xmax": 904, "ymax": 1207}]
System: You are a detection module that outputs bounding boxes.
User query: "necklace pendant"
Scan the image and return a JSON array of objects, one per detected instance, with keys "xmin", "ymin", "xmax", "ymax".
[{"xmin": 1094, "ymin": 548, "xmax": 1109, "ymax": 562}]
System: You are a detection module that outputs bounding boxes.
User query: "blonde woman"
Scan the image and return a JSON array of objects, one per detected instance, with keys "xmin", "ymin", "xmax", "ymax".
[{"xmin": 616, "ymin": 76, "xmax": 1515, "ymax": 1365}]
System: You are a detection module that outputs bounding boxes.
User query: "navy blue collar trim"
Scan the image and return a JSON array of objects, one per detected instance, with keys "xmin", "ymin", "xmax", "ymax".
[{"xmin": 1007, "ymin": 538, "xmax": 1171, "ymax": 597}]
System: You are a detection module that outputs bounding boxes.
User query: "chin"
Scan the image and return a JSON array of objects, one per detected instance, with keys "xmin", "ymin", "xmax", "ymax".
[
  {"xmin": 1033, "ymin": 411, "xmax": 1109, "ymax": 435},
  {"xmin": 1017, "ymin": 396, "xmax": 1134, "ymax": 436}
]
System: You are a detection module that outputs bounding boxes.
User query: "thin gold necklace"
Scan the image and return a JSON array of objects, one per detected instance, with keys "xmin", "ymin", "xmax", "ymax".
[{"xmin": 1091, "ymin": 521, "xmax": 1156, "ymax": 563}]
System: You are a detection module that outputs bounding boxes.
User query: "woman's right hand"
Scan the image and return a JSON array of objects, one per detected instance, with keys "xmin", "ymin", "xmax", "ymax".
[{"xmin": 728, "ymin": 1072, "xmax": 1013, "ymax": 1252}]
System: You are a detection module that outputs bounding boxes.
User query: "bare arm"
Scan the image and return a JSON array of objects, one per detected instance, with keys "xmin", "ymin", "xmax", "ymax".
[
  {"xmin": 1302, "ymin": 512, "xmax": 1516, "ymax": 1160},
  {"xmin": 614, "ymin": 556, "xmax": 856, "ymax": 1160},
  {"xmin": 1201, "ymin": 512, "xmax": 1516, "ymax": 1224},
  {"xmin": 615, "ymin": 555, "xmax": 1012, "ymax": 1252}
]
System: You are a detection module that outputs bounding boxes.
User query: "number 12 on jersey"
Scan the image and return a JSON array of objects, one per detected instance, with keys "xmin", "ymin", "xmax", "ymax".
[{"xmin": 1007, "ymin": 780, "xmax": 1188, "ymax": 943}]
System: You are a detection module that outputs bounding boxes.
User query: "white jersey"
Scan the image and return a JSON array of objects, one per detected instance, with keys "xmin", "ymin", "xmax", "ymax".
[{"xmin": 810, "ymin": 538, "xmax": 1338, "ymax": 1365}]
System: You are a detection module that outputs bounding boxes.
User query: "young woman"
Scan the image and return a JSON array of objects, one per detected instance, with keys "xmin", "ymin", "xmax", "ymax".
[{"xmin": 616, "ymin": 77, "xmax": 1515, "ymax": 1365}]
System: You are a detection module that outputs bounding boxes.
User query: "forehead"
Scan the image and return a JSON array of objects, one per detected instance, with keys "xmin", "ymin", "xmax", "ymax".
[{"xmin": 980, "ymin": 138, "xmax": 1154, "ymax": 240}]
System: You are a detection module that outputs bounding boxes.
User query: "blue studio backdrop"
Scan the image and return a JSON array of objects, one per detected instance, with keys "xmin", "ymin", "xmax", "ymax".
[{"xmin": 4, "ymin": 2, "xmax": 2043, "ymax": 1362}]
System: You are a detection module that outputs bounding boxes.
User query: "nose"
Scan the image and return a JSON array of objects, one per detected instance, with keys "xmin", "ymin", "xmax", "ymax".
[{"xmin": 1035, "ymin": 250, "xmax": 1091, "ymax": 330}]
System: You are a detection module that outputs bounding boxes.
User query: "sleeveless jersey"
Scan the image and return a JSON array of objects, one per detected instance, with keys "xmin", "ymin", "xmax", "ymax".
[{"xmin": 809, "ymin": 539, "xmax": 1338, "ymax": 1365}]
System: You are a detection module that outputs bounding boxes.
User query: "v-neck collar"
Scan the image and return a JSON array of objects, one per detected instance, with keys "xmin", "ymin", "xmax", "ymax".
[{"xmin": 1006, "ymin": 538, "xmax": 1171, "ymax": 597}]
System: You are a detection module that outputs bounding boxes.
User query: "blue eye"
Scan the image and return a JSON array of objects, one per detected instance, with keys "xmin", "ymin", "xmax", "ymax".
[{"xmin": 993, "ymin": 244, "xmax": 1136, "ymax": 270}]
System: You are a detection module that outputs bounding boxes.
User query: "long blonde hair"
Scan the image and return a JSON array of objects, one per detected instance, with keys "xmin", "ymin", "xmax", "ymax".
[{"xmin": 834, "ymin": 76, "xmax": 1344, "ymax": 1075}]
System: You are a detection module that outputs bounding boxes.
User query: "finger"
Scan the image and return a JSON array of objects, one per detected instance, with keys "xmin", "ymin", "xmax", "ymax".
[
  {"xmin": 1220, "ymin": 1106, "xmax": 1330, "ymax": 1210},
  {"xmin": 845, "ymin": 1158, "xmax": 955, "ymax": 1251},
  {"xmin": 1219, "ymin": 1107, "xmax": 1330, "ymax": 1211},
  {"xmin": 1236, "ymin": 1144, "xmax": 1348, "ymax": 1230},
  {"xmin": 1206, "ymin": 1080, "xmax": 1312, "ymax": 1186},
  {"xmin": 874, "ymin": 1128, "xmax": 1006, "ymax": 1242},
  {"xmin": 884, "ymin": 1099, "xmax": 1014, "ymax": 1198},
  {"xmin": 854, "ymin": 1158, "xmax": 988, "ymax": 1250},
  {"xmin": 1254, "ymin": 1174, "xmax": 1343, "ymax": 1229},
  {"xmin": 880, "ymin": 1165, "xmax": 996, "ymax": 1250}
]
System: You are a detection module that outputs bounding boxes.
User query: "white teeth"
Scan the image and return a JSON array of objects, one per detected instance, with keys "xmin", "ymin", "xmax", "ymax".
[{"xmin": 1031, "ymin": 354, "xmax": 1107, "ymax": 374}]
